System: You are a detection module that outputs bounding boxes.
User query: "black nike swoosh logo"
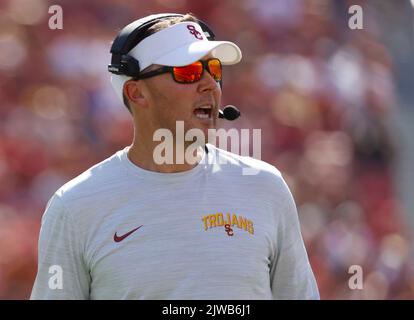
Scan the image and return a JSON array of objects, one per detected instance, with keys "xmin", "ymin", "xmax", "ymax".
[{"xmin": 113, "ymin": 225, "xmax": 143, "ymax": 242}]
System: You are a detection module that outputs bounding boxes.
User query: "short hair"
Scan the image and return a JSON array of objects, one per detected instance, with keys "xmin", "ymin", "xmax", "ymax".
[{"xmin": 122, "ymin": 13, "xmax": 198, "ymax": 113}]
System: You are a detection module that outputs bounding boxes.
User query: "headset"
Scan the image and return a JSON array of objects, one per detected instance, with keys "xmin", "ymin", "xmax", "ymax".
[{"xmin": 107, "ymin": 13, "xmax": 216, "ymax": 78}]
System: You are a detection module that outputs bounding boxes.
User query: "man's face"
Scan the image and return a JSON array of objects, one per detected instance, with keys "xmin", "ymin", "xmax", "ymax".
[{"xmin": 140, "ymin": 55, "xmax": 221, "ymax": 143}]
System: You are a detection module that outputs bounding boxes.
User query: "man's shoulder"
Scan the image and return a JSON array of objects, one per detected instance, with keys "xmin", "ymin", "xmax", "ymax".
[
  {"xmin": 54, "ymin": 148, "xmax": 126, "ymax": 202},
  {"xmin": 209, "ymin": 145, "xmax": 291, "ymax": 204}
]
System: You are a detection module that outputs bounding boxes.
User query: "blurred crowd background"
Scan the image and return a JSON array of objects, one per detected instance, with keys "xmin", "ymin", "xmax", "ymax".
[{"xmin": 1, "ymin": 0, "xmax": 414, "ymax": 299}]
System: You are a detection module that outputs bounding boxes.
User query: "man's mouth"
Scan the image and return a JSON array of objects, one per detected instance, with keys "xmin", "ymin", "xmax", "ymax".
[{"xmin": 193, "ymin": 105, "xmax": 213, "ymax": 119}]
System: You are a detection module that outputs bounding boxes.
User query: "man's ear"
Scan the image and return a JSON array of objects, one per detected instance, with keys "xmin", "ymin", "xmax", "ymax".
[{"xmin": 124, "ymin": 80, "xmax": 148, "ymax": 108}]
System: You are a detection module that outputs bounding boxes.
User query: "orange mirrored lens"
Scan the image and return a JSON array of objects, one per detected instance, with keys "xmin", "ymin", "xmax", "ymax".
[
  {"xmin": 173, "ymin": 62, "xmax": 203, "ymax": 83},
  {"xmin": 208, "ymin": 59, "xmax": 222, "ymax": 81}
]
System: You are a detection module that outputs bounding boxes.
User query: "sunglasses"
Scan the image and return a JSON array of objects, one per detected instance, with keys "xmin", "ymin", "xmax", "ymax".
[{"xmin": 135, "ymin": 58, "xmax": 222, "ymax": 84}]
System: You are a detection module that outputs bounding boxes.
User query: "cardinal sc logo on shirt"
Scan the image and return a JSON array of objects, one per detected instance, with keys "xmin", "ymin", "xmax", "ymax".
[{"xmin": 202, "ymin": 213, "xmax": 254, "ymax": 236}]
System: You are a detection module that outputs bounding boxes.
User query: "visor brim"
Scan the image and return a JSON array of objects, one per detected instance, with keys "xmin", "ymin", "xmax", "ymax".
[{"xmin": 153, "ymin": 40, "xmax": 242, "ymax": 67}]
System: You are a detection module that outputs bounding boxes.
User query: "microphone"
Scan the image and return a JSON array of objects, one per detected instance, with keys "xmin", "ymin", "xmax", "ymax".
[{"xmin": 218, "ymin": 105, "xmax": 241, "ymax": 121}]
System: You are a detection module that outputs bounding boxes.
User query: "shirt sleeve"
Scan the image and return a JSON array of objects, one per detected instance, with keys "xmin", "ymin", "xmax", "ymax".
[
  {"xmin": 269, "ymin": 177, "xmax": 320, "ymax": 300},
  {"xmin": 30, "ymin": 193, "xmax": 90, "ymax": 299}
]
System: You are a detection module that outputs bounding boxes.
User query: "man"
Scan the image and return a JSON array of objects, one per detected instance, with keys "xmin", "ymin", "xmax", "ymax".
[{"xmin": 31, "ymin": 13, "xmax": 319, "ymax": 299}]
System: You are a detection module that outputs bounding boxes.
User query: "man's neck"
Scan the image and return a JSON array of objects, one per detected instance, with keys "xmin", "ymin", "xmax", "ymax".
[{"xmin": 127, "ymin": 141, "xmax": 204, "ymax": 174}]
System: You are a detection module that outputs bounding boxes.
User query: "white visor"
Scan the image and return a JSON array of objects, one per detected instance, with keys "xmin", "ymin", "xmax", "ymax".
[{"xmin": 110, "ymin": 21, "xmax": 242, "ymax": 102}]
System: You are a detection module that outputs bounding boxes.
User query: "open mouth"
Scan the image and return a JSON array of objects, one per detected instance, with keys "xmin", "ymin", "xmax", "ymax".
[{"xmin": 193, "ymin": 105, "xmax": 213, "ymax": 119}]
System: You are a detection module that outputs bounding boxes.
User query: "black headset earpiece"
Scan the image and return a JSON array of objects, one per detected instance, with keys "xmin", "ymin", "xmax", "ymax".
[{"xmin": 108, "ymin": 13, "xmax": 216, "ymax": 78}]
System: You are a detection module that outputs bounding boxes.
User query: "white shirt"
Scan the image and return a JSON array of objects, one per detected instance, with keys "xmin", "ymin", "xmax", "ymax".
[{"xmin": 30, "ymin": 144, "xmax": 319, "ymax": 299}]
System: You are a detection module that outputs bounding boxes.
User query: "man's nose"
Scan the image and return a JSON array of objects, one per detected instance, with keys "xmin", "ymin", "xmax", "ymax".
[{"xmin": 198, "ymin": 69, "xmax": 220, "ymax": 92}]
